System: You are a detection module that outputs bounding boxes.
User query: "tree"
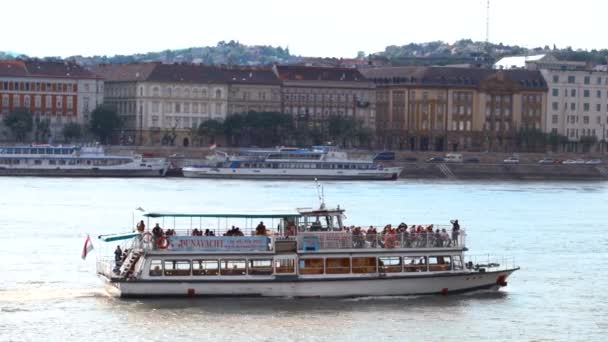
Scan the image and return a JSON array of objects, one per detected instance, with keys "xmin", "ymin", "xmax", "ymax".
[
  {"xmin": 62, "ymin": 122, "xmax": 83, "ymax": 142},
  {"xmin": 198, "ymin": 119, "xmax": 224, "ymax": 145},
  {"xmin": 3, "ymin": 108, "xmax": 33, "ymax": 142},
  {"xmin": 34, "ymin": 117, "xmax": 51, "ymax": 143},
  {"xmin": 328, "ymin": 115, "xmax": 358, "ymax": 147},
  {"xmin": 89, "ymin": 105, "xmax": 121, "ymax": 144}
]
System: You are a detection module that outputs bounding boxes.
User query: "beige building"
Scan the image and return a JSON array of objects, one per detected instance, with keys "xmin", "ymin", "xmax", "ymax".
[
  {"xmin": 273, "ymin": 65, "xmax": 376, "ymax": 136},
  {"xmin": 92, "ymin": 63, "xmax": 228, "ymax": 146},
  {"xmin": 225, "ymin": 68, "xmax": 282, "ymax": 114},
  {"xmin": 360, "ymin": 67, "xmax": 547, "ymax": 151}
]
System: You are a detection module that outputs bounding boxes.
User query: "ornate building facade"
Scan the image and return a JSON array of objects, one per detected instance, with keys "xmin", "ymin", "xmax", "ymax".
[
  {"xmin": 0, "ymin": 59, "xmax": 103, "ymax": 139},
  {"xmin": 360, "ymin": 67, "xmax": 547, "ymax": 151}
]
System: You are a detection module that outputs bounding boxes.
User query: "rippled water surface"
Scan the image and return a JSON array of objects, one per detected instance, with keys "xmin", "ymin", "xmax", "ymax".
[{"xmin": 1, "ymin": 177, "xmax": 607, "ymax": 341}]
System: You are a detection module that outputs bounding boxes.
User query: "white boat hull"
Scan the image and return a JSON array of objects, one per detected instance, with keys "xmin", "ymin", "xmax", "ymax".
[
  {"xmin": 104, "ymin": 269, "xmax": 516, "ymax": 298},
  {"xmin": 182, "ymin": 166, "xmax": 402, "ymax": 180}
]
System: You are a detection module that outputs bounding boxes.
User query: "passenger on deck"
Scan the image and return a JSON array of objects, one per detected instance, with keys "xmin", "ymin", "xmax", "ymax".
[
  {"xmin": 366, "ymin": 226, "xmax": 377, "ymax": 247},
  {"xmin": 352, "ymin": 226, "xmax": 365, "ymax": 248},
  {"xmin": 204, "ymin": 229, "xmax": 211, "ymax": 236},
  {"xmin": 434, "ymin": 229, "xmax": 442, "ymax": 247},
  {"xmin": 440, "ymin": 229, "xmax": 450, "ymax": 246},
  {"xmin": 191, "ymin": 228, "xmax": 200, "ymax": 236},
  {"xmin": 255, "ymin": 221, "xmax": 267, "ymax": 236},
  {"xmin": 114, "ymin": 245, "xmax": 122, "ymax": 266},
  {"xmin": 152, "ymin": 223, "xmax": 163, "ymax": 238},
  {"xmin": 136, "ymin": 220, "xmax": 145, "ymax": 233},
  {"xmin": 451, "ymin": 220, "xmax": 460, "ymax": 246},
  {"xmin": 165, "ymin": 229, "xmax": 176, "ymax": 236}
]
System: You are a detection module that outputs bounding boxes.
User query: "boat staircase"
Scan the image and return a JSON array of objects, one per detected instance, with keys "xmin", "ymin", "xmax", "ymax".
[
  {"xmin": 596, "ymin": 166, "xmax": 608, "ymax": 178},
  {"xmin": 437, "ymin": 163, "xmax": 456, "ymax": 179},
  {"xmin": 119, "ymin": 250, "xmax": 143, "ymax": 278}
]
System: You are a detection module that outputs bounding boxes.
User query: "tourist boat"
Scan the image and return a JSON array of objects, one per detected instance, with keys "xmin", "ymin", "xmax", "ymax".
[
  {"xmin": 0, "ymin": 145, "xmax": 169, "ymax": 177},
  {"xmin": 181, "ymin": 146, "xmax": 402, "ymax": 180},
  {"xmin": 95, "ymin": 199, "xmax": 519, "ymax": 298}
]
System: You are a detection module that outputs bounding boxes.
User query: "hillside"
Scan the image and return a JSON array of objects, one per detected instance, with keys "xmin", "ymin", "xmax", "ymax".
[{"xmin": 2, "ymin": 39, "xmax": 607, "ymax": 66}]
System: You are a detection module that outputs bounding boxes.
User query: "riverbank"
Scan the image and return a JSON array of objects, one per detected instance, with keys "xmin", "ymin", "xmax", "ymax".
[{"xmin": 106, "ymin": 146, "xmax": 608, "ymax": 180}]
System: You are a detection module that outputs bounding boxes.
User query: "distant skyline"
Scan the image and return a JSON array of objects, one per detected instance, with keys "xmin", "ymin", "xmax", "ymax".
[{"xmin": 4, "ymin": 0, "xmax": 607, "ymax": 58}]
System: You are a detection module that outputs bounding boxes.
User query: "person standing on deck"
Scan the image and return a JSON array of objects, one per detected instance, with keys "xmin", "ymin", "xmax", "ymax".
[
  {"xmin": 451, "ymin": 220, "xmax": 460, "ymax": 246},
  {"xmin": 114, "ymin": 246, "xmax": 122, "ymax": 266}
]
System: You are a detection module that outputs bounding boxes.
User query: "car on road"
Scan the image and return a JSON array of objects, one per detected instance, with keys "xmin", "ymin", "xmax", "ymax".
[
  {"xmin": 503, "ymin": 156, "xmax": 520, "ymax": 164},
  {"xmin": 538, "ymin": 158, "xmax": 555, "ymax": 164},
  {"xmin": 562, "ymin": 159, "xmax": 586, "ymax": 164},
  {"xmin": 426, "ymin": 156, "xmax": 445, "ymax": 163},
  {"xmin": 464, "ymin": 157, "xmax": 480, "ymax": 163},
  {"xmin": 585, "ymin": 159, "xmax": 603, "ymax": 165}
]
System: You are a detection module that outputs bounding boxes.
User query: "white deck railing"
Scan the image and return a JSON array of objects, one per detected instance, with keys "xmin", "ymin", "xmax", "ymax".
[{"xmin": 297, "ymin": 231, "xmax": 466, "ymax": 251}]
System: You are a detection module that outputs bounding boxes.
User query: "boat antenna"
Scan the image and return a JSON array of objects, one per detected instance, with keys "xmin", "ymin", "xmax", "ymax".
[{"xmin": 315, "ymin": 178, "xmax": 326, "ymax": 209}]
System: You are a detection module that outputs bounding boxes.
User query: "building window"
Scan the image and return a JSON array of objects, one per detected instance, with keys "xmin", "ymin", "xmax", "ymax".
[
  {"xmin": 571, "ymin": 89, "xmax": 576, "ymax": 97},
  {"xmin": 584, "ymin": 103, "xmax": 590, "ymax": 112},
  {"xmin": 567, "ymin": 76, "xmax": 575, "ymax": 83},
  {"xmin": 583, "ymin": 116, "xmax": 589, "ymax": 124},
  {"xmin": 552, "ymin": 88, "xmax": 558, "ymax": 97},
  {"xmin": 552, "ymin": 115, "xmax": 558, "ymax": 124},
  {"xmin": 584, "ymin": 76, "xmax": 590, "ymax": 85},
  {"xmin": 553, "ymin": 75, "xmax": 559, "ymax": 83},
  {"xmin": 215, "ymin": 89, "xmax": 222, "ymax": 99},
  {"xmin": 597, "ymin": 104, "xmax": 601, "ymax": 112},
  {"xmin": 570, "ymin": 103, "xmax": 576, "ymax": 111},
  {"xmin": 552, "ymin": 102, "xmax": 558, "ymax": 111},
  {"xmin": 584, "ymin": 89, "xmax": 590, "ymax": 97}
]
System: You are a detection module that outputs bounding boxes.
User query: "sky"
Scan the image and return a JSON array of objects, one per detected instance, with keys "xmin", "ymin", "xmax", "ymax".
[{"xmin": 3, "ymin": 0, "xmax": 607, "ymax": 58}]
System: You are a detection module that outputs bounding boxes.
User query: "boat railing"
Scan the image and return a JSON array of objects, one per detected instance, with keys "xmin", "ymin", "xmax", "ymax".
[
  {"xmin": 297, "ymin": 230, "xmax": 466, "ymax": 251},
  {"xmin": 464, "ymin": 255, "xmax": 517, "ymax": 272},
  {"xmin": 96, "ymin": 257, "xmax": 115, "ymax": 278}
]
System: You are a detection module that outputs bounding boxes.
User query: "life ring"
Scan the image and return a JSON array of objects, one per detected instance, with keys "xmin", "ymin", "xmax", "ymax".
[
  {"xmin": 157, "ymin": 236, "xmax": 169, "ymax": 249},
  {"xmin": 142, "ymin": 232, "xmax": 152, "ymax": 243}
]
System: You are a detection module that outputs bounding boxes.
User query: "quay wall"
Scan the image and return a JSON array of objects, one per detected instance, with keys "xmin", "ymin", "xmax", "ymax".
[{"xmin": 106, "ymin": 146, "xmax": 608, "ymax": 180}]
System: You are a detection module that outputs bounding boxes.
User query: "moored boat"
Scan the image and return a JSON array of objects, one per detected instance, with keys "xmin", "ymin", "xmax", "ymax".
[
  {"xmin": 181, "ymin": 146, "xmax": 402, "ymax": 180},
  {"xmin": 96, "ymin": 201, "xmax": 518, "ymax": 298},
  {"xmin": 0, "ymin": 144, "xmax": 169, "ymax": 177}
]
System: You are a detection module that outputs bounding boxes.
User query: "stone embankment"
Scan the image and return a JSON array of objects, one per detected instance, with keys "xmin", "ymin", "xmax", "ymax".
[{"xmin": 107, "ymin": 146, "xmax": 608, "ymax": 180}]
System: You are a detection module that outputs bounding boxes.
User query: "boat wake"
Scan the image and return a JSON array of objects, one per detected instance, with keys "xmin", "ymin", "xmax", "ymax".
[{"xmin": 0, "ymin": 285, "xmax": 107, "ymax": 303}]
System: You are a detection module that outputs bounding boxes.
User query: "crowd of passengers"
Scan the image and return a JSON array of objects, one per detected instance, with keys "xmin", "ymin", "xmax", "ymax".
[
  {"xmin": 346, "ymin": 220, "xmax": 461, "ymax": 248},
  {"xmin": 136, "ymin": 219, "xmax": 461, "ymax": 249}
]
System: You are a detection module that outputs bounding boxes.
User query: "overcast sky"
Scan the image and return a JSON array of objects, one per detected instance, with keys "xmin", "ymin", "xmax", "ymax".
[{"xmin": 4, "ymin": 0, "xmax": 606, "ymax": 58}]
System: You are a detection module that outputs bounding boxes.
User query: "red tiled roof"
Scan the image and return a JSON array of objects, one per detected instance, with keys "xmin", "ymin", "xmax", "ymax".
[
  {"xmin": 222, "ymin": 67, "xmax": 280, "ymax": 85},
  {"xmin": 275, "ymin": 65, "xmax": 369, "ymax": 82},
  {"xmin": 359, "ymin": 66, "xmax": 547, "ymax": 90},
  {"xmin": 146, "ymin": 63, "xmax": 226, "ymax": 83},
  {"xmin": 0, "ymin": 59, "xmax": 97, "ymax": 79},
  {"xmin": 89, "ymin": 63, "xmax": 159, "ymax": 82}
]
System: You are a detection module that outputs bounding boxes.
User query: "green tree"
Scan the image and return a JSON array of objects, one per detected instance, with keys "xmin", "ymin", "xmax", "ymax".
[
  {"xmin": 34, "ymin": 117, "xmax": 51, "ymax": 143},
  {"xmin": 198, "ymin": 119, "xmax": 224, "ymax": 145},
  {"xmin": 3, "ymin": 108, "xmax": 33, "ymax": 142},
  {"xmin": 89, "ymin": 105, "xmax": 121, "ymax": 144},
  {"xmin": 328, "ymin": 115, "xmax": 358, "ymax": 147},
  {"xmin": 62, "ymin": 122, "xmax": 83, "ymax": 142}
]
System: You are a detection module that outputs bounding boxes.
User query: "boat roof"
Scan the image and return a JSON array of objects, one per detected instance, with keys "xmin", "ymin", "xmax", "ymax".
[{"xmin": 144, "ymin": 210, "xmax": 301, "ymax": 219}]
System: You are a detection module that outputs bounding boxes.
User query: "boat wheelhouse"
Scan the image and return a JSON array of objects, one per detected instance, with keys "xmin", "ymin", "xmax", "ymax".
[
  {"xmin": 182, "ymin": 146, "xmax": 402, "ymax": 180},
  {"xmin": 96, "ymin": 204, "xmax": 518, "ymax": 298},
  {"xmin": 0, "ymin": 145, "xmax": 169, "ymax": 177}
]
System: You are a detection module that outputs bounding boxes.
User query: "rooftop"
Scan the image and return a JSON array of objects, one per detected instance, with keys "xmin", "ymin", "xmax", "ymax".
[
  {"xmin": 274, "ymin": 65, "xmax": 370, "ymax": 83},
  {"xmin": 0, "ymin": 59, "xmax": 98, "ymax": 79}
]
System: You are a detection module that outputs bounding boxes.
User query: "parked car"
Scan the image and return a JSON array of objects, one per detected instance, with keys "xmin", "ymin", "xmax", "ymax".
[
  {"xmin": 464, "ymin": 157, "xmax": 480, "ymax": 163},
  {"xmin": 562, "ymin": 159, "xmax": 586, "ymax": 164},
  {"xmin": 538, "ymin": 158, "xmax": 555, "ymax": 164},
  {"xmin": 444, "ymin": 153, "xmax": 463, "ymax": 163},
  {"xmin": 373, "ymin": 151, "xmax": 396, "ymax": 161},
  {"xmin": 585, "ymin": 159, "xmax": 603, "ymax": 165},
  {"xmin": 426, "ymin": 156, "xmax": 445, "ymax": 163},
  {"xmin": 503, "ymin": 157, "xmax": 520, "ymax": 164}
]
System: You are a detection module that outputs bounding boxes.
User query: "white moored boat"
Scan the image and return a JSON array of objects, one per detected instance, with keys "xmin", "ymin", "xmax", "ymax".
[
  {"xmin": 0, "ymin": 145, "xmax": 169, "ymax": 177},
  {"xmin": 96, "ymin": 200, "xmax": 519, "ymax": 298},
  {"xmin": 181, "ymin": 146, "xmax": 402, "ymax": 180}
]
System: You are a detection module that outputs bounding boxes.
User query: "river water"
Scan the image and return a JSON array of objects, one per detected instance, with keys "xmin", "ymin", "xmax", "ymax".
[{"xmin": 0, "ymin": 177, "xmax": 606, "ymax": 341}]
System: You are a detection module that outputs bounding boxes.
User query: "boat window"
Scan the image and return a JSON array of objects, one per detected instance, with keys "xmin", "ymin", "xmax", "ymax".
[
  {"xmin": 49, "ymin": 160, "xmax": 56, "ymax": 165},
  {"xmin": 248, "ymin": 259, "xmax": 273, "ymax": 275},
  {"xmin": 192, "ymin": 259, "xmax": 219, "ymax": 275},
  {"xmin": 163, "ymin": 260, "xmax": 191, "ymax": 276},
  {"xmin": 378, "ymin": 256, "xmax": 402, "ymax": 273},
  {"xmin": 34, "ymin": 160, "xmax": 42, "ymax": 165},
  {"xmin": 298, "ymin": 258, "xmax": 324, "ymax": 275},
  {"xmin": 149, "ymin": 260, "xmax": 163, "ymax": 276},
  {"xmin": 275, "ymin": 259, "xmax": 295, "ymax": 273},
  {"xmin": 428, "ymin": 256, "xmax": 452, "ymax": 272},
  {"xmin": 326, "ymin": 257, "xmax": 350, "ymax": 274},
  {"xmin": 452, "ymin": 255, "xmax": 463, "ymax": 270},
  {"xmin": 59, "ymin": 160, "xmax": 66, "ymax": 165},
  {"xmin": 220, "ymin": 259, "xmax": 247, "ymax": 275},
  {"xmin": 403, "ymin": 256, "xmax": 428, "ymax": 272},
  {"xmin": 352, "ymin": 257, "xmax": 377, "ymax": 273}
]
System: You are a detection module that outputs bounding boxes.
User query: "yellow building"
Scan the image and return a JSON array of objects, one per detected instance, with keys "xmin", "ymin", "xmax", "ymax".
[{"xmin": 360, "ymin": 67, "xmax": 547, "ymax": 151}]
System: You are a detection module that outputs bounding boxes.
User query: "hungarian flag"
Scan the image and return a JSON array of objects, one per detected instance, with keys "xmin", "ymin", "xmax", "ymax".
[{"xmin": 81, "ymin": 234, "xmax": 94, "ymax": 260}]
